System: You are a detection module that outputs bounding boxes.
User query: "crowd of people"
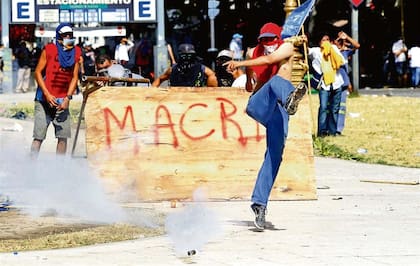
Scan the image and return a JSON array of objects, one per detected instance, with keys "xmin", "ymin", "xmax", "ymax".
[
  {"xmin": 12, "ymin": 20, "xmax": 418, "ymax": 232},
  {"xmin": 6, "ymin": 29, "xmax": 419, "ymax": 96},
  {"xmin": 383, "ymin": 37, "xmax": 420, "ymax": 88}
]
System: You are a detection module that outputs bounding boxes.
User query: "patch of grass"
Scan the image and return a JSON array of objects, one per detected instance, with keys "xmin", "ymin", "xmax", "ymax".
[
  {"xmin": 0, "ymin": 223, "xmax": 164, "ymax": 252},
  {"xmin": 312, "ymin": 136, "xmax": 363, "ymax": 161},
  {"xmin": 0, "ymin": 208, "xmax": 166, "ymax": 252},
  {"xmin": 309, "ymin": 93, "xmax": 420, "ymax": 168},
  {"xmin": 0, "ymin": 102, "xmax": 82, "ymax": 123}
]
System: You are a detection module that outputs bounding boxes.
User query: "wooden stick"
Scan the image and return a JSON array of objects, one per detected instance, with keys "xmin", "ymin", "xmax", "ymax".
[
  {"xmin": 82, "ymin": 75, "xmax": 150, "ymax": 84},
  {"xmin": 360, "ymin": 180, "xmax": 419, "ymax": 185}
]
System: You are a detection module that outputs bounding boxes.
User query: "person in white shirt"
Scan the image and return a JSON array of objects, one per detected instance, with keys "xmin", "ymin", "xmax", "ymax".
[
  {"xmin": 229, "ymin": 33, "xmax": 244, "ymax": 61},
  {"xmin": 114, "ymin": 37, "xmax": 134, "ymax": 67},
  {"xmin": 392, "ymin": 38, "xmax": 408, "ymax": 87},
  {"xmin": 408, "ymin": 43, "xmax": 420, "ymax": 88},
  {"xmin": 308, "ymin": 34, "xmax": 345, "ymax": 137},
  {"xmin": 231, "ymin": 71, "xmax": 247, "ymax": 88}
]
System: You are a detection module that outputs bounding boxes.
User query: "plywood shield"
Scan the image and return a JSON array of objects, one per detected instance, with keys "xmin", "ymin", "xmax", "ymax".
[{"xmin": 84, "ymin": 86, "xmax": 316, "ymax": 201}]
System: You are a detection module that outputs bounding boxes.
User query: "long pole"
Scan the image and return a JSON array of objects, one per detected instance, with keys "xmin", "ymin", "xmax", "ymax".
[
  {"xmin": 154, "ymin": 0, "xmax": 168, "ymax": 78},
  {"xmin": 351, "ymin": 5, "xmax": 359, "ymax": 92},
  {"xmin": 209, "ymin": 18, "xmax": 216, "ymax": 69},
  {"xmin": 400, "ymin": 0, "xmax": 405, "ymax": 42}
]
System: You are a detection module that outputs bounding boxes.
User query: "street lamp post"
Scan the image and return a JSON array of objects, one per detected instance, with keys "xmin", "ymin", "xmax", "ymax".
[
  {"xmin": 284, "ymin": 0, "xmax": 298, "ymax": 14},
  {"xmin": 400, "ymin": 0, "xmax": 405, "ymax": 42},
  {"xmin": 154, "ymin": 0, "xmax": 168, "ymax": 78},
  {"xmin": 284, "ymin": 0, "xmax": 307, "ymax": 87}
]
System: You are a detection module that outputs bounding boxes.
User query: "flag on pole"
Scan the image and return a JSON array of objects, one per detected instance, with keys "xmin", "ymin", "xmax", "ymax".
[{"xmin": 281, "ymin": 0, "xmax": 316, "ymax": 39}]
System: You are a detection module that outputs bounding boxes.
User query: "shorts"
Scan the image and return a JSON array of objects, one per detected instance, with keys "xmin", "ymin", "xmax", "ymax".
[
  {"xmin": 395, "ymin": 62, "xmax": 407, "ymax": 75},
  {"xmin": 33, "ymin": 100, "xmax": 71, "ymax": 140}
]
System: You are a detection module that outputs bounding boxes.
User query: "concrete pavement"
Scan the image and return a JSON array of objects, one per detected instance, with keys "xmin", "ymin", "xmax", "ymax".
[
  {"xmin": 1, "ymin": 91, "xmax": 420, "ymax": 266},
  {"xmin": 0, "ymin": 157, "xmax": 419, "ymax": 266}
]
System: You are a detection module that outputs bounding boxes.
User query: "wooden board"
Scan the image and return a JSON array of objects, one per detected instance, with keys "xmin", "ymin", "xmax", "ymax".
[{"xmin": 84, "ymin": 86, "xmax": 317, "ymax": 201}]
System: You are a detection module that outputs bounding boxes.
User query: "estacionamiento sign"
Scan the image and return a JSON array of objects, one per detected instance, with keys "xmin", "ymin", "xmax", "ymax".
[{"xmin": 11, "ymin": 0, "xmax": 156, "ymax": 23}]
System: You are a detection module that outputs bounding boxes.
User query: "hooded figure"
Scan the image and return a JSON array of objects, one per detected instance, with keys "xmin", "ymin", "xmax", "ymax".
[
  {"xmin": 170, "ymin": 43, "xmax": 206, "ymax": 86},
  {"xmin": 152, "ymin": 43, "xmax": 218, "ymax": 87},
  {"xmin": 31, "ymin": 23, "xmax": 82, "ymax": 157},
  {"xmin": 55, "ymin": 23, "xmax": 77, "ymax": 69},
  {"xmin": 251, "ymin": 22, "xmax": 284, "ymax": 86},
  {"xmin": 215, "ymin": 49, "xmax": 235, "ymax": 86}
]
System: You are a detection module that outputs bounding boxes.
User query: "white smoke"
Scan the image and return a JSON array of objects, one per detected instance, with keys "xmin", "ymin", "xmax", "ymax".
[
  {"xmin": 165, "ymin": 187, "xmax": 223, "ymax": 257},
  {"xmin": 0, "ymin": 146, "xmax": 155, "ymax": 227}
]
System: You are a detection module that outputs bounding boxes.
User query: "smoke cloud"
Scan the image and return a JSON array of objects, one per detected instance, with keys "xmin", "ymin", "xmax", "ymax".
[
  {"xmin": 0, "ymin": 145, "xmax": 155, "ymax": 227},
  {"xmin": 165, "ymin": 187, "xmax": 223, "ymax": 257}
]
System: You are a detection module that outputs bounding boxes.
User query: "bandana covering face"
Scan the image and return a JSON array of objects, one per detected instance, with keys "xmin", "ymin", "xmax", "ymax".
[
  {"xmin": 263, "ymin": 43, "xmax": 279, "ymax": 55},
  {"xmin": 55, "ymin": 23, "xmax": 76, "ymax": 68},
  {"xmin": 177, "ymin": 53, "xmax": 197, "ymax": 75}
]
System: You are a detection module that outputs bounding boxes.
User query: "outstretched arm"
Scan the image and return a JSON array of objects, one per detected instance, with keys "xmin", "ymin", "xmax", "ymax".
[{"xmin": 224, "ymin": 42, "xmax": 294, "ymax": 71}]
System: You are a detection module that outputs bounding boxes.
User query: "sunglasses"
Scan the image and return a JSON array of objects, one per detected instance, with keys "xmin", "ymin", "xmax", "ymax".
[
  {"xmin": 259, "ymin": 37, "xmax": 277, "ymax": 43},
  {"xmin": 60, "ymin": 32, "xmax": 73, "ymax": 39}
]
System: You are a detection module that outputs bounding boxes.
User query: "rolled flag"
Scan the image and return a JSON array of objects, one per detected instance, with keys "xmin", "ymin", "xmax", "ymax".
[{"xmin": 281, "ymin": 0, "xmax": 316, "ymax": 39}]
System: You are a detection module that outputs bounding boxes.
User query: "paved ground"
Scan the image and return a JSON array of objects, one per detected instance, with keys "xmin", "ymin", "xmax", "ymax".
[{"xmin": 1, "ymin": 91, "xmax": 420, "ymax": 266}]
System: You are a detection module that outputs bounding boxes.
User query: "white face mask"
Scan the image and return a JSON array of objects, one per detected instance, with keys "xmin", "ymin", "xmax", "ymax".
[
  {"xmin": 62, "ymin": 38, "xmax": 76, "ymax": 49},
  {"xmin": 263, "ymin": 44, "xmax": 279, "ymax": 55}
]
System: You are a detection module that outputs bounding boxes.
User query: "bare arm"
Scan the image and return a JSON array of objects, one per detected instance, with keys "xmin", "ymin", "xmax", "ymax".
[
  {"xmin": 244, "ymin": 47, "xmax": 255, "ymax": 92},
  {"xmin": 79, "ymin": 55, "xmax": 85, "ymax": 75},
  {"xmin": 224, "ymin": 42, "xmax": 294, "ymax": 71},
  {"xmin": 59, "ymin": 57, "xmax": 80, "ymax": 110},
  {"xmin": 337, "ymin": 31, "xmax": 360, "ymax": 51},
  {"xmin": 152, "ymin": 67, "xmax": 172, "ymax": 87},
  {"xmin": 127, "ymin": 40, "xmax": 135, "ymax": 52},
  {"xmin": 167, "ymin": 44, "xmax": 176, "ymax": 65},
  {"xmin": 34, "ymin": 50, "xmax": 57, "ymax": 107},
  {"xmin": 205, "ymin": 66, "xmax": 218, "ymax": 87},
  {"xmin": 245, "ymin": 67, "xmax": 255, "ymax": 92}
]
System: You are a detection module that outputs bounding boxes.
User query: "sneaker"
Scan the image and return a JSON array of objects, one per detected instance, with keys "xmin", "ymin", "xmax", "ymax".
[
  {"xmin": 0, "ymin": 194, "xmax": 11, "ymax": 212},
  {"xmin": 251, "ymin": 203, "xmax": 266, "ymax": 231},
  {"xmin": 285, "ymin": 82, "xmax": 308, "ymax": 115}
]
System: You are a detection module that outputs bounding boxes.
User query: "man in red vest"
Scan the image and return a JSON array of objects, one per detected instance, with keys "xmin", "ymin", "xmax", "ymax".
[
  {"xmin": 225, "ymin": 22, "xmax": 307, "ymax": 231},
  {"xmin": 31, "ymin": 23, "xmax": 82, "ymax": 157}
]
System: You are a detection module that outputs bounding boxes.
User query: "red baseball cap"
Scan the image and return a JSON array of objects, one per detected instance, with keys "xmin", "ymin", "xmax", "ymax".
[{"xmin": 258, "ymin": 22, "xmax": 282, "ymax": 39}]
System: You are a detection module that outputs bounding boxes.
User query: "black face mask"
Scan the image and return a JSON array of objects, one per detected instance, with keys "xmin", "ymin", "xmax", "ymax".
[
  {"xmin": 215, "ymin": 57, "xmax": 234, "ymax": 86},
  {"xmin": 177, "ymin": 53, "xmax": 197, "ymax": 74}
]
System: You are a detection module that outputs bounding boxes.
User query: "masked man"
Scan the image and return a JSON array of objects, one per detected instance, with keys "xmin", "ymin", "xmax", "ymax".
[
  {"xmin": 224, "ymin": 22, "xmax": 308, "ymax": 231},
  {"xmin": 152, "ymin": 43, "xmax": 217, "ymax": 87},
  {"xmin": 31, "ymin": 23, "xmax": 82, "ymax": 156}
]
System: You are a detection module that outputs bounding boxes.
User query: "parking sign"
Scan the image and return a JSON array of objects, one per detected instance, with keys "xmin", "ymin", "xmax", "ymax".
[{"xmin": 12, "ymin": 0, "xmax": 35, "ymax": 23}]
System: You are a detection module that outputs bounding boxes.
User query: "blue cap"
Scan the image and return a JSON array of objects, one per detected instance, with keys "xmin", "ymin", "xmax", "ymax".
[{"xmin": 232, "ymin": 33, "xmax": 243, "ymax": 39}]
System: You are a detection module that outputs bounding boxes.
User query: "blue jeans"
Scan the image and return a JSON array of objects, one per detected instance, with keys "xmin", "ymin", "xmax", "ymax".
[
  {"xmin": 336, "ymin": 87, "xmax": 348, "ymax": 133},
  {"xmin": 246, "ymin": 75, "xmax": 294, "ymax": 207},
  {"xmin": 411, "ymin": 67, "xmax": 420, "ymax": 87},
  {"xmin": 318, "ymin": 87, "xmax": 342, "ymax": 135}
]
